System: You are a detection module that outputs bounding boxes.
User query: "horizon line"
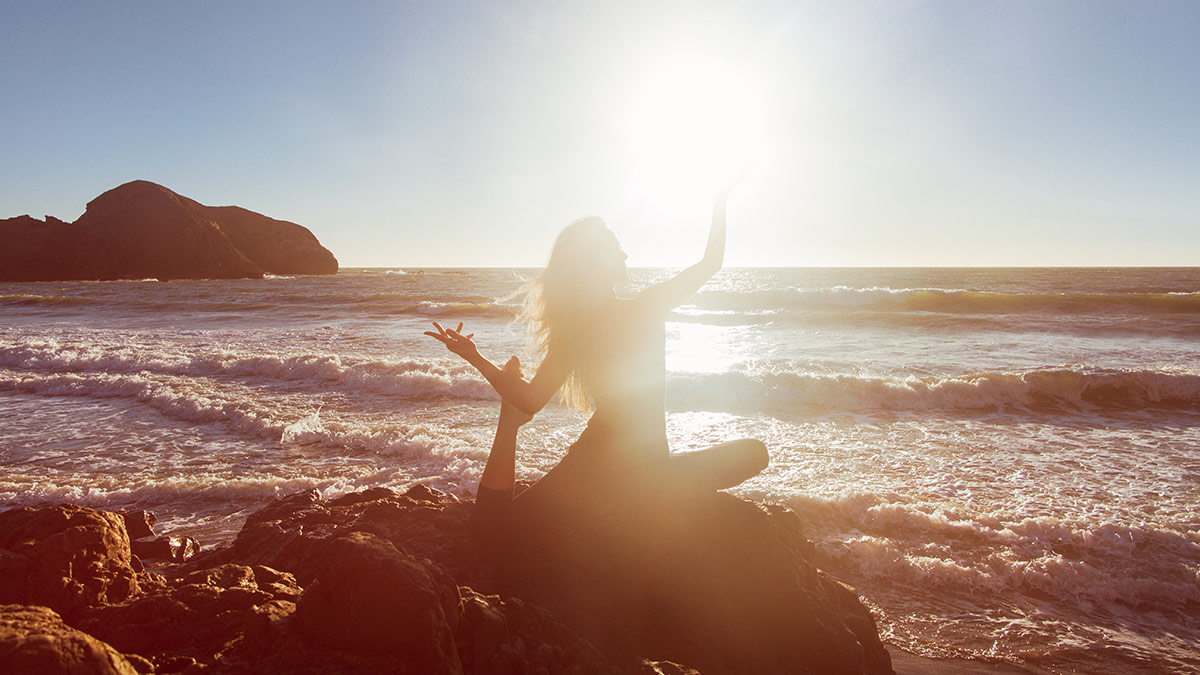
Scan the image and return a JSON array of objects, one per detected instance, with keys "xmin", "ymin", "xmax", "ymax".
[{"xmin": 339, "ymin": 264, "xmax": 1200, "ymax": 270}]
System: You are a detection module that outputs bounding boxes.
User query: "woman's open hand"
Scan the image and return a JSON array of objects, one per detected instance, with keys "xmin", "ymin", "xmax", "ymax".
[
  {"xmin": 424, "ymin": 321, "xmax": 479, "ymax": 360},
  {"xmin": 717, "ymin": 164, "xmax": 753, "ymax": 200}
]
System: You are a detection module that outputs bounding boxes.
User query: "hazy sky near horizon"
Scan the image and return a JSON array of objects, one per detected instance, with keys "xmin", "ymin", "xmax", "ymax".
[{"xmin": 2, "ymin": 1, "xmax": 1198, "ymax": 267}]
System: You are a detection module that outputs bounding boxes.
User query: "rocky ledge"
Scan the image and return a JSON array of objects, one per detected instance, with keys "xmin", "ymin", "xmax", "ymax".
[
  {"xmin": 0, "ymin": 486, "xmax": 894, "ymax": 674},
  {"xmin": 0, "ymin": 180, "xmax": 338, "ymax": 281}
]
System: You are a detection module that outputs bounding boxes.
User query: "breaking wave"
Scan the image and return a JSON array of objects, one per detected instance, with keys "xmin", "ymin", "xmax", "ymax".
[
  {"xmin": 667, "ymin": 367, "xmax": 1200, "ymax": 414},
  {"xmin": 0, "ymin": 340, "xmax": 495, "ymax": 400},
  {"xmin": 787, "ymin": 492, "xmax": 1200, "ymax": 643},
  {"xmin": 4, "ymin": 340, "xmax": 1196, "ymax": 415},
  {"xmin": 1, "ymin": 293, "xmax": 105, "ymax": 307},
  {"xmin": 690, "ymin": 287, "xmax": 1200, "ymax": 316}
]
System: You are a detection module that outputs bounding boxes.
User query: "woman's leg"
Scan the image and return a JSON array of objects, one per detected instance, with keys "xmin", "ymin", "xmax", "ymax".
[
  {"xmin": 471, "ymin": 357, "xmax": 529, "ymax": 552},
  {"xmin": 669, "ymin": 438, "xmax": 768, "ymax": 492},
  {"xmin": 470, "ymin": 415, "xmax": 519, "ymax": 552},
  {"xmin": 479, "ymin": 418, "xmax": 520, "ymax": 493}
]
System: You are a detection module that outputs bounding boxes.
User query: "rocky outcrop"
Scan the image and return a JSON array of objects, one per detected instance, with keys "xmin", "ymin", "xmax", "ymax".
[
  {"xmin": 78, "ymin": 562, "xmax": 303, "ymax": 670},
  {"xmin": 0, "ymin": 604, "xmax": 139, "ymax": 675},
  {"xmin": 0, "ymin": 487, "xmax": 895, "ymax": 674},
  {"xmin": 0, "ymin": 180, "xmax": 338, "ymax": 281},
  {"xmin": 0, "ymin": 503, "xmax": 158, "ymax": 621},
  {"xmin": 294, "ymin": 532, "xmax": 462, "ymax": 670},
  {"xmin": 191, "ymin": 485, "xmax": 894, "ymax": 674}
]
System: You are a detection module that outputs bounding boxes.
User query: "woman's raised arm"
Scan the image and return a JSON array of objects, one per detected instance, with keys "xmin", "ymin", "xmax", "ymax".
[
  {"xmin": 424, "ymin": 322, "xmax": 566, "ymax": 415},
  {"xmin": 638, "ymin": 170, "xmax": 749, "ymax": 313},
  {"xmin": 637, "ymin": 197, "xmax": 727, "ymax": 313}
]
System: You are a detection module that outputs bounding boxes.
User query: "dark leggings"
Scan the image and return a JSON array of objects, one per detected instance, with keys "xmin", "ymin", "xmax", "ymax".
[{"xmin": 470, "ymin": 438, "xmax": 768, "ymax": 554}]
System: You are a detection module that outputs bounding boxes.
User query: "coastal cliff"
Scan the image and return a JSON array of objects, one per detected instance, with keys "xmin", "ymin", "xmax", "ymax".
[
  {"xmin": 0, "ymin": 486, "xmax": 894, "ymax": 674},
  {"xmin": 0, "ymin": 181, "xmax": 338, "ymax": 281}
]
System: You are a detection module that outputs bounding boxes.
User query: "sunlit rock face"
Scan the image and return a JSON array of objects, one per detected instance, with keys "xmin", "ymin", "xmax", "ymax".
[
  {"xmin": 0, "ymin": 180, "xmax": 338, "ymax": 281},
  {"xmin": 0, "ymin": 604, "xmax": 140, "ymax": 675},
  {"xmin": 0, "ymin": 503, "xmax": 151, "ymax": 620}
]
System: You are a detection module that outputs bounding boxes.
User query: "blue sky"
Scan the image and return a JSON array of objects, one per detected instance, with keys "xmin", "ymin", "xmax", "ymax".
[{"xmin": 2, "ymin": 1, "xmax": 1197, "ymax": 266}]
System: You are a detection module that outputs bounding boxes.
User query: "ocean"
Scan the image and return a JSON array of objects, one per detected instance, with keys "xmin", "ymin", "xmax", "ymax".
[{"xmin": 2, "ymin": 267, "xmax": 1197, "ymax": 673}]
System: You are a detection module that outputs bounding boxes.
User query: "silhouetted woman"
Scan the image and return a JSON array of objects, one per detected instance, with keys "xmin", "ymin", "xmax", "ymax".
[{"xmin": 426, "ymin": 182, "xmax": 767, "ymax": 543}]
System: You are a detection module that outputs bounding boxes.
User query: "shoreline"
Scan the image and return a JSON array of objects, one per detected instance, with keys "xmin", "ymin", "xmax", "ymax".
[{"xmin": 890, "ymin": 650, "xmax": 1042, "ymax": 675}]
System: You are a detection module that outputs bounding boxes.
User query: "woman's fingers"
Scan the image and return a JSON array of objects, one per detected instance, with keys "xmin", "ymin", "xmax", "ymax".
[{"xmin": 427, "ymin": 321, "xmax": 476, "ymax": 354}]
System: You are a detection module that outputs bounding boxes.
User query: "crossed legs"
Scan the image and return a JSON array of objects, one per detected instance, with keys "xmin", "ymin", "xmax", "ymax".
[{"xmin": 669, "ymin": 438, "xmax": 769, "ymax": 492}]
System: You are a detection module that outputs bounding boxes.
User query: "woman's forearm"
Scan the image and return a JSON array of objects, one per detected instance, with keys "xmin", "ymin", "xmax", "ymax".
[{"xmin": 701, "ymin": 196, "xmax": 727, "ymax": 272}]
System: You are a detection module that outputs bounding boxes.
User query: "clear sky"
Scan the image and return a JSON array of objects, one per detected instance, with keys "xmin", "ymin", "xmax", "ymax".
[{"xmin": 2, "ymin": 1, "xmax": 1197, "ymax": 267}]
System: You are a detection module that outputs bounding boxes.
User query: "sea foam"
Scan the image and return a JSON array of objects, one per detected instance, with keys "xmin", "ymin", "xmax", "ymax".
[{"xmin": 667, "ymin": 367, "xmax": 1200, "ymax": 414}]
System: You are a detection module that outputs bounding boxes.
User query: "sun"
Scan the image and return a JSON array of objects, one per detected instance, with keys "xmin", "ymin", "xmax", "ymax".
[{"xmin": 618, "ymin": 53, "xmax": 768, "ymax": 198}]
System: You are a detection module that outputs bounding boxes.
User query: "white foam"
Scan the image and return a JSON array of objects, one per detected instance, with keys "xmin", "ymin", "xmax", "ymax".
[
  {"xmin": 0, "ymin": 339, "xmax": 496, "ymax": 400},
  {"xmin": 666, "ymin": 367, "xmax": 1200, "ymax": 413},
  {"xmin": 791, "ymin": 493, "xmax": 1200, "ymax": 612}
]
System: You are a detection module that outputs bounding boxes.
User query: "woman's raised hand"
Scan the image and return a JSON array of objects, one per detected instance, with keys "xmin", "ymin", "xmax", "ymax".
[
  {"xmin": 424, "ymin": 321, "xmax": 479, "ymax": 360},
  {"xmin": 717, "ymin": 164, "xmax": 753, "ymax": 199}
]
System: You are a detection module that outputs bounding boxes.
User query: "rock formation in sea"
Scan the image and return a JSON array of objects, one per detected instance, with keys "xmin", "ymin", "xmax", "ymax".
[
  {"xmin": 0, "ymin": 486, "xmax": 895, "ymax": 674},
  {"xmin": 0, "ymin": 180, "xmax": 338, "ymax": 281}
]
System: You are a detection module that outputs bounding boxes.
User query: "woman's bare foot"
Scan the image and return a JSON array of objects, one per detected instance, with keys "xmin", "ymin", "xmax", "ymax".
[{"xmin": 498, "ymin": 356, "xmax": 533, "ymax": 427}]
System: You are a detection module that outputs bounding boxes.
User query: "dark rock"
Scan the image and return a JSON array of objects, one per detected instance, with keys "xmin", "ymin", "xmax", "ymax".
[
  {"xmin": 294, "ymin": 531, "xmax": 463, "ymax": 672},
  {"xmin": 457, "ymin": 588, "xmax": 621, "ymax": 675},
  {"xmin": 132, "ymin": 535, "xmax": 202, "ymax": 562},
  {"xmin": 78, "ymin": 563, "xmax": 302, "ymax": 669},
  {"xmin": 641, "ymin": 661, "xmax": 702, "ymax": 675},
  {"xmin": 205, "ymin": 486, "xmax": 894, "ymax": 674},
  {"xmin": 193, "ymin": 487, "xmax": 492, "ymax": 590},
  {"xmin": 156, "ymin": 655, "xmax": 197, "ymax": 673},
  {"xmin": 4, "ymin": 486, "xmax": 895, "ymax": 674},
  {"xmin": 0, "ymin": 504, "xmax": 157, "ymax": 620},
  {"xmin": 121, "ymin": 510, "xmax": 158, "ymax": 540},
  {"xmin": 124, "ymin": 652, "xmax": 155, "ymax": 673},
  {"xmin": 0, "ymin": 180, "xmax": 337, "ymax": 281},
  {"xmin": 205, "ymin": 203, "xmax": 339, "ymax": 276},
  {"xmin": 181, "ymin": 563, "xmax": 259, "ymax": 591},
  {"xmin": 327, "ymin": 485, "xmax": 398, "ymax": 507},
  {"xmin": 186, "ymin": 490, "xmax": 343, "ymax": 586},
  {"xmin": 500, "ymin": 490, "xmax": 893, "ymax": 675},
  {"xmin": 405, "ymin": 483, "xmax": 458, "ymax": 503},
  {"xmin": 0, "ymin": 603, "xmax": 139, "ymax": 674}
]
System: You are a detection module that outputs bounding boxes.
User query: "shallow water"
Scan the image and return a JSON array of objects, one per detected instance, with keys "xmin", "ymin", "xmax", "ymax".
[{"xmin": 2, "ymin": 267, "xmax": 1197, "ymax": 673}]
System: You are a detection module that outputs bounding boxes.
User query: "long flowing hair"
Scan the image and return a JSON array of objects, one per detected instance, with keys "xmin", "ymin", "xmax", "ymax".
[{"xmin": 515, "ymin": 216, "xmax": 612, "ymax": 411}]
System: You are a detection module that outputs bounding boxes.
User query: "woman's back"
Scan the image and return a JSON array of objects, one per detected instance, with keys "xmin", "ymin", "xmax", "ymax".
[{"xmin": 578, "ymin": 297, "xmax": 669, "ymax": 460}]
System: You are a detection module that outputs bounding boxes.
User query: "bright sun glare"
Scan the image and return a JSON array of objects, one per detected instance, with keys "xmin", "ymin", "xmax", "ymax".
[{"xmin": 619, "ymin": 54, "xmax": 768, "ymax": 198}]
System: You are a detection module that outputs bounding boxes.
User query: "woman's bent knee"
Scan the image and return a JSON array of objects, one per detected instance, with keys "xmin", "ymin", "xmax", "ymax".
[
  {"xmin": 727, "ymin": 438, "xmax": 768, "ymax": 480},
  {"xmin": 745, "ymin": 438, "xmax": 769, "ymax": 473}
]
